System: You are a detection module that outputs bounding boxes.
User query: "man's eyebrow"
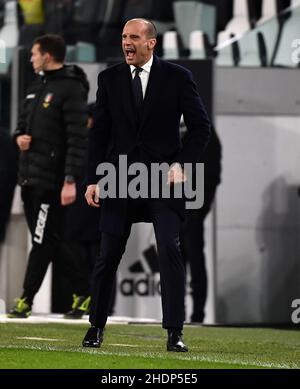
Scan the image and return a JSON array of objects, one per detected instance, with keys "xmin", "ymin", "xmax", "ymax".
[{"xmin": 122, "ymin": 33, "xmax": 140, "ymax": 38}]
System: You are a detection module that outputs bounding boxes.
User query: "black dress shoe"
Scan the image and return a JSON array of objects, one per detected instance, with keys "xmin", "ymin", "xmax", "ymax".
[
  {"xmin": 167, "ymin": 331, "xmax": 188, "ymax": 352},
  {"xmin": 82, "ymin": 326, "xmax": 103, "ymax": 348}
]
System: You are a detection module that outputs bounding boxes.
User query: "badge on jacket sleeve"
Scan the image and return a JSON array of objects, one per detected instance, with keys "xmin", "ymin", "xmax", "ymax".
[{"xmin": 43, "ymin": 93, "xmax": 53, "ymax": 108}]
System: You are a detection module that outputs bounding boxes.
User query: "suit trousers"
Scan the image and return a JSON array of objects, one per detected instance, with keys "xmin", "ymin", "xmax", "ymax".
[{"xmin": 89, "ymin": 200, "xmax": 186, "ymax": 329}]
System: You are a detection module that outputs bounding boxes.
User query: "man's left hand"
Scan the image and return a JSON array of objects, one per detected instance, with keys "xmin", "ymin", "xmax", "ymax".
[
  {"xmin": 61, "ymin": 182, "xmax": 76, "ymax": 206},
  {"xmin": 167, "ymin": 163, "xmax": 187, "ymax": 185}
]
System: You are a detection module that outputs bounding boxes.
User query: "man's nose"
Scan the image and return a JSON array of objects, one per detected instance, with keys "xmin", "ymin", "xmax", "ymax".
[{"xmin": 123, "ymin": 37, "xmax": 132, "ymax": 45}]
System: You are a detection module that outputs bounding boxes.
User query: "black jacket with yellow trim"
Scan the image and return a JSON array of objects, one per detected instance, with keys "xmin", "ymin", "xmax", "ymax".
[{"xmin": 14, "ymin": 65, "xmax": 89, "ymax": 191}]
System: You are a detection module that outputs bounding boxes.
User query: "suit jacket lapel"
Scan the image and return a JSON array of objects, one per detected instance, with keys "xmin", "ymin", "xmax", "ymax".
[
  {"xmin": 140, "ymin": 56, "xmax": 163, "ymax": 131},
  {"xmin": 117, "ymin": 63, "xmax": 137, "ymax": 129},
  {"xmin": 117, "ymin": 56, "xmax": 163, "ymax": 133}
]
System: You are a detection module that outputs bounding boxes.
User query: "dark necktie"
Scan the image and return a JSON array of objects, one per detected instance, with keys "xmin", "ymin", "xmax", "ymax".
[{"xmin": 132, "ymin": 67, "xmax": 143, "ymax": 111}]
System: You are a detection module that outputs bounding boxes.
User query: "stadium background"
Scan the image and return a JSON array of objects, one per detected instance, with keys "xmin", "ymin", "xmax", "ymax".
[{"xmin": 0, "ymin": 0, "xmax": 300, "ymax": 328}]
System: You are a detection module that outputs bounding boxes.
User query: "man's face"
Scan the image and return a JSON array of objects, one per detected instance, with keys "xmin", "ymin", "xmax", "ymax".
[
  {"xmin": 30, "ymin": 44, "xmax": 49, "ymax": 73},
  {"xmin": 122, "ymin": 21, "xmax": 156, "ymax": 67}
]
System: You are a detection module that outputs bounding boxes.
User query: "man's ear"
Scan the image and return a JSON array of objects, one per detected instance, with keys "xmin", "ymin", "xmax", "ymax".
[
  {"xmin": 148, "ymin": 38, "xmax": 157, "ymax": 50},
  {"xmin": 44, "ymin": 52, "xmax": 51, "ymax": 64}
]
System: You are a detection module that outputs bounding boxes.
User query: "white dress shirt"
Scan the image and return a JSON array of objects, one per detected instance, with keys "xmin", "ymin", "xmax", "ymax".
[{"xmin": 130, "ymin": 56, "xmax": 153, "ymax": 98}]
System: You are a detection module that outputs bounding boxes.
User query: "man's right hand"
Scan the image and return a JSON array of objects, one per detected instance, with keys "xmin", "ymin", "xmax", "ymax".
[
  {"xmin": 85, "ymin": 184, "xmax": 100, "ymax": 208},
  {"xmin": 16, "ymin": 135, "xmax": 32, "ymax": 151}
]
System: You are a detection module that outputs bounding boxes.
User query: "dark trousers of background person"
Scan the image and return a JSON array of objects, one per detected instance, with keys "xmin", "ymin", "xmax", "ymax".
[
  {"xmin": 21, "ymin": 186, "xmax": 89, "ymax": 306},
  {"xmin": 52, "ymin": 182, "xmax": 117, "ymax": 314},
  {"xmin": 0, "ymin": 130, "xmax": 18, "ymax": 243},
  {"xmin": 52, "ymin": 239, "xmax": 117, "ymax": 315},
  {"xmin": 90, "ymin": 199, "xmax": 186, "ymax": 330},
  {"xmin": 180, "ymin": 180, "xmax": 218, "ymax": 323}
]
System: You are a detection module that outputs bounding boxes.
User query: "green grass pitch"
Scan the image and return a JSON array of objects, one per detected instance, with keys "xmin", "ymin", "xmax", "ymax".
[{"xmin": 0, "ymin": 323, "xmax": 299, "ymax": 369}]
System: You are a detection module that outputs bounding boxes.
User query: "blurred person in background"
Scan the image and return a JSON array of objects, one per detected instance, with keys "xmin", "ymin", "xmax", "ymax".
[
  {"xmin": 181, "ymin": 124, "xmax": 222, "ymax": 323},
  {"xmin": 17, "ymin": 0, "xmax": 74, "ymax": 48},
  {"xmin": 63, "ymin": 104, "xmax": 116, "ymax": 319},
  {"xmin": 17, "ymin": 0, "xmax": 46, "ymax": 48},
  {"xmin": 0, "ymin": 127, "xmax": 18, "ymax": 244},
  {"xmin": 8, "ymin": 34, "xmax": 89, "ymax": 318}
]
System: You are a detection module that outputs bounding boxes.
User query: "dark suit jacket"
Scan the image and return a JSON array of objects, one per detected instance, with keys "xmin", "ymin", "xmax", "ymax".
[{"xmin": 86, "ymin": 55, "xmax": 211, "ymax": 235}]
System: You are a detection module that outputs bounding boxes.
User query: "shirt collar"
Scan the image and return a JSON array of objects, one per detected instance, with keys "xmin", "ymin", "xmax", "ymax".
[{"xmin": 130, "ymin": 55, "xmax": 153, "ymax": 75}]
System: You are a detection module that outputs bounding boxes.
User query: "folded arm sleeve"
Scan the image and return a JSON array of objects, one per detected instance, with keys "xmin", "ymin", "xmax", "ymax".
[
  {"xmin": 177, "ymin": 70, "xmax": 211, "ymax": 164},
  {"xmin": 13, "ymin": 98, "xmax": 29, "ymax": 139},
  {"xmin": 63, "ymin": 81, "xmax": 89, "ymax": 180},
  {"xmin": 85, "ymin": 73, "xmax": 112, "ymax": 185}
]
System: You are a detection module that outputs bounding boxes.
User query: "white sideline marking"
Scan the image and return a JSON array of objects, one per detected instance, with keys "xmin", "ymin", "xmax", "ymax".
[
  {"xmin": 109, "ymin": 343, "xmax": 140, "ymax": 348},
  {"xmin": 0, "ymin": 314, "xmax": 159, "ymax": 325},
  {"xmin": 0, "ymin": 344, "xmax": 298, "ymax": 369},
  {"xmin": 17, "ymin": 337, "xmax": 64, "ymax": 342},
  {"xmin": 108, "ymin": 343, "xmax": 161, "ymax": 349}
]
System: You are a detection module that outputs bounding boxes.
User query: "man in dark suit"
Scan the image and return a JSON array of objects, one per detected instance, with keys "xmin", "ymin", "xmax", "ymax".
[{"xmin": 82, "ymin": 18, "xmax": 210, "ymax": 352}]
